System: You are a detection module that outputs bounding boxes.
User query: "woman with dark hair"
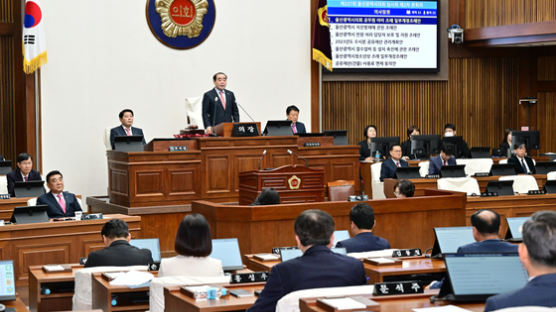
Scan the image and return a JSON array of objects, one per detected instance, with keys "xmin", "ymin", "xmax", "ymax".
[
  {"xmin": 158, "ymin": 214, "xmax": 224, "ymax": 277},
  {"xmin": 251, "ymin": 187, "xmax": 280, "ymax": 205},
  {"xmin": 359, "ymin": 124, "xmax": 377, "ymax": 161},
  {"xmin": 499, "ymin": 128, "xmax": 513, "ymax": 157},
  {"xmin": 401, "ymin": 125, "xmax": 420, "ymax": 159}
]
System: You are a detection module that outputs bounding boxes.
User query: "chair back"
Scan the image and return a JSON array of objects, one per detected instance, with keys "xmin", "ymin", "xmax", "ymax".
[
  {"xmin": 456, "ymin": 158, "xmax": 493, "ymax": 176},
  {"xmin": 547, "ymin": 171, "xmax": 556, "ymax": 181},
  {"xmin": 185, "ymin": 97, "xmax": 204, "ymax": 128},
  {"xmin": 498, "ymin": 159, "xmax": 508, "ymax": 164},
  {"xmin": 499, "ymin": 175, "xmax": 539, "ymax": 193},
  {"xmin": 0, "ymin": 175, "xmax": 7, "ymax": 194},
  {"xmin": 370, "ymin": 162, "xmax": 385, "ymax": 199},
  {"xmin": 104, "ymin": 128, "xmax": 112, "ymax": 150},
  {"xmin": 418, "ymin": 161, "xmax": 429, "ymax": 177},
  {"xmin": 26, "ymin": 197, "xmax": 37, "ymax": 206},
  {"xmin": 327, "ymin": 180, "xmax": 355, "ymax": 201},
  {"xmin": 437, "ymin": 177, "xmax": 480, "ymax": 195}
]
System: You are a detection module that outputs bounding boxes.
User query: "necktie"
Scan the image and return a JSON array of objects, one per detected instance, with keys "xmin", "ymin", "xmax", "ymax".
[
  {"xmin": 125, "ymin": 128, "xmax": 131, "ymax": 136},
  {"xmin": 443, "ymin": 160, "xmax": 447, "ymax": 166},
  {"xmin": 219, "ymin": 90, "xmax": 226, "ymax": 110},
  {"xmin": 521, "ymin": 158, "xmax": 528, "ymax": 173},
  {"xmin": 396, "ymin": 161, "xmax": 400, "ymax": 167},
  {"xmin": 292, "ymin": 123, "xmax": 297, "ymax": 134},
  {"xmin": 24, "ymin": 176, "xmax": 28, "ymax": 182},
  {"xmin": 57, "ymin": 194, "xmax": 66, "ymax": 214}
]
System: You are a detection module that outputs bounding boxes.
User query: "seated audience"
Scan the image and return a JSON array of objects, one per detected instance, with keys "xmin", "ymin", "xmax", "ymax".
[
  {"xmin": 286, "ymin": 105, "xmax": 306, "ymax": 134},
  {"xmin": 498, "ymin": 128, "xmax": 514, "ymax": 157},
  {"xmin": 358, "ymin": 124, "xmax": 377, "ymax": 161},
  {"xmin": 507, "ymin": 143, "xmax": 536, "ymax": 174},
  {"xmin": 158, "ymin": 214, "xmax": 224, "ymax": 277},
  {"xmin": 251, "ymin": 187, "xmax": 280, "ymax": 205},
  {"xmin": 380, "ymin": 144, "xmax": 408, "ymax": 181},
  {"xmin": 443, "ymin": 123, "xmax": 471, "ymax": 158},
  {"xmin": 457, "ymin": 209, "xmax": 517, "ymax": 253},
  {"xmin": 401, "ymin": 125, "xmax": 420, "ymax": 159},
  {"xmin": 394, "ymin": 179, "xmax": 415, "ymax": 198},
  {"xmin": 36, "ymin": 170, "xmax": 82, "ymax": 218},
  {"xmin": 336, "ymin": 203, "xmax": 390, "ymax": 253},
  {"xmin": 85, "ymin": 219, "xmax": 153, "ymax": 267},
  {"xmin": 428, "ymin": 143, "xmax": 456, "ymax": 175},
  {"xmin": 485, "ymin": 211, "xmax": 556, "ymax": 311},
  {"xmin": 248, "ymin": 209, "xmax": 366, "ymax": 312},
  {"xmin": 109, "ymin": 109, "xmax": 146, "ymax": 150},
  {"xmin": 6, "ymin": 152, "xmax": 42, "ymax": 196}
]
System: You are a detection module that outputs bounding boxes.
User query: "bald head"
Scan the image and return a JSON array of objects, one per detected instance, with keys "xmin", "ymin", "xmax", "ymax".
[{"xmin": 471, "ymin": 209, "xmax": 500, "ymax": 235}]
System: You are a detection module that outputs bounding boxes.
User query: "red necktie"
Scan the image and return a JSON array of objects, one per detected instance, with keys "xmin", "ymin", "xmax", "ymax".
[
  {"xmin": 57, "ymin": 194, "xmax": 66, "ymax": 214},
  {"xmin": 443, "ymin": 160, "xmax": 447, "ymax": 166},
  {"xmin": 292, "ymin": 123, "xmax": 297, "ymax": 134},
  {"xmin": 24, "ymin": 176, "xmax": 28, "ymax": 182},
  {"xmin": 125, "ymin": 128, "xmax": 131, "ymax": 136},
  {"xmin": 396, "ymin": 161, "xmax": 400, "ymax": 167},
  {"xmin": 219, "ymin": 91, "xmax": 226, "ymax": 110}
]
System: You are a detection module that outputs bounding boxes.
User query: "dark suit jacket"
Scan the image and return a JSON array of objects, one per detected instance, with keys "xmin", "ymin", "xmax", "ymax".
[
  {"xmin": 484, "ymin": 273, "xmax": 556, "ymax": 311},
  {"xmin": 428, "ymin": 154, "xmax": 457, "ymax": 175},
  {"xmin": 336, "ymin": 232, "xmax": 390, "ymax": 253},
  {"xmin": 499, "ymin": 141, "xmax": 512, "ymax": 157},
  {"xmin": 380, "ymin": 158, "xmax": 408, "ymax": 181},
  {"xmin": 6, "ymin": 168, "xmax": 42, "ymax": 196},
  {"xmin": 202, "ymin": 88, "xmax": 239, "ymax": 129},
  {"xmin": 247, "ymin": 245, "xmax": 367, "ymax": 312},
  {"xmin": 84, "ymin": 240, "xmax": 153, "ymax": 268},
  {"xmin": 358, "ymin": 140, "xmax": 372, "ymax": 160},
  {"xmin": 456, "ymin": 239, "xmax": 518, "ymax": 254},
  {"xmin": 291, "ymin": 121, "xmax": 306, "ymax": 134},
  {"xmin": 36, "ymin": 191, "xmax": 82, "ymax": 218},
  {"xmin": 507, "ymin": 155, "xmax": 536, "ymax": 174},
  {"xmin": 109, "ymin": 125, "xmax": 146, "ymax": 150}
]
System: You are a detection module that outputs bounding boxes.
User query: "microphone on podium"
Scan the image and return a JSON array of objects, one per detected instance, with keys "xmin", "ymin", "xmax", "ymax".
[
  {"xmin": 258, "ymin": 149, "xmax": 267, "ymax": 170},
  {"xmin": 287, "ymin": 149, "xmax": 309, "ymax": 167}
]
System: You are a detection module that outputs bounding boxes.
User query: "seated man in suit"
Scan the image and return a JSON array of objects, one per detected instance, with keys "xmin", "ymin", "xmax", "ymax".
[
  {"xmin": 485, "ymin": 210, "xmax": 556, "ymax": 311},
  {"xmin": 379, "ymin": 144, "xmax": 408, "ymax": 181},
  {"xmin": 458, "ymin": 209, "xmax": 517, "ymax": 253},
  {"xmin": 202, "ymin": 72, "xmax": 240, "ymax": 135},
  {"xmin": 336, "ymin": 203, "xmax": 390, "ymax": 253},
  {"xmin": 6, "ymin": 152, "xmax": 42, "ymax": 196},
  {"xmin": 428, "ymin": 143, "xmax": 457, "ymax": 175},
  {"xmin": 248, "ymin": 209, "xmax": 367, "ymax": 312},
  {"xmin": 443, "ymin": 123, "xmax": 471, "ymax": 158},
  {"xmin": 36, "ymin": 170, "xmax": 82, "ymax": 219},
  {"xmin": 394, "ymin": 179, "xmax": 415, "ymax": 198},
  {"xmin": 85, "ymin": 219, "xmax": 153, "ymax": 268},
  {"xmin": 507, "ymin": 143, "xmax": 536, "ymax": 174},
  {"xmin": 286, "ymin": 105, "xmax": 306, "ymax": 134},
  {"xmin": 109, "ymin": 109, "xmax": 146, "ymax": 150}
]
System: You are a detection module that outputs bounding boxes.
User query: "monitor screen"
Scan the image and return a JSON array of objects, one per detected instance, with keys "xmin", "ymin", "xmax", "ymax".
[
  {"xmin": 0, "ymin": 260, "xmax": 16, "ymax": 301},
  {"xmin": 129, "ymin": 238, "xmax": 161, "ymax": 262},
  {"xmin": 434, "ymin": 227, "xmax": 474, "ymax": 253},
  {"xmin": 333, "ymin": 230, "xmax": 350, "ymax": 245},
  {"xmin": 445, "ymin": 254, "xmax": 527, "ymax": 296},
  {"xmin": 280, "ymin": 247, "xmax": 347, "ymax": 262},
  {"xmin": 506, "ymin": 217, "xmax": 529, "ymax": 240},
  {"xmin": 210, "ymin": 238, "xmax": 244, "ymax": 271}
]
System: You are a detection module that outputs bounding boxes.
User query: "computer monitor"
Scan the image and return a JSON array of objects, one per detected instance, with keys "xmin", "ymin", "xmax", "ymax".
[
  {"xmin": 0, "ymin": 260, "xmax": 16, "ymax": 301},
  {"xmin": 323, "ymin": 130, "xmax": 348, "ymax": 146},
  {"xmin": 113, "ymin": 135, "xmax": 145, "ymax": 152},
  {"xmin": 394, "ymin": 167, "xmax": 421, "ymax": 179},
  {"xmin": 333, "ymin": 230, "xmax": 350, "ymax": 246},
  {"xmin": 440, "ymin": 165, "xmax": 466, "ymax": 178},
  {"xmin": 13, "ymin": 180, "xmax": 46, "ymax": 198},
  {"xmin": 470, "ymin": 147, "xmax": 491, "ymax": 158},
  {"xmin": 410, "ymin": 135, "xmax": 441, "ymax": 159},
  {"xmin": 431, "ymin": 227, "xmax": 474, "ymax": 257},
  {"xmin": 545, "ymin": 180, "xmax": 556, "ymax": 194},
  {"xmin": 370, "ymin": 137, "xmax": 400, "ymax": 158},
  {"xmin": 0, "ymin": 160, "xmax": 12, "ymax": 175},
  {"xmin": 534, "ymin": 162, "xmax": 556, "ymax": 175},
  {"xmin": 512, "ymin": 131, "xmax": 540, "ymax": 151},
  {"xmin": 129, "ymin": 238, "xmax": 161, "ymax": 262},
  {"xmin": 486, "ymin": 181, "xmax": 514, "ymax": 196},
  {"xmin": 441, "ymin": 136, "xmax": 466, "ymax": 158},
  {"xmin": 440, "ymin": 253, "xmax": 527, "ymax": 302},
  {"xmin": 505, "ymin": 217, "xmax": 529, "ymax": 241},
  {"xmin": 489, "ymin": 164, "xmax": 516, "ymax": 176},
  {"xmin": 279, "ymin": 247, "xmax": 347, "ymax": 262},
  {"xmin": 210, "ymin": 238, "xmax": 244, "ymax": 271},
  {"xmin": 263, "ymin": 121, "xmax": 294, "ymax": 136},
  {"xmin": 11, "ymin": 205, "xmax": 50, "ymax": 224}
]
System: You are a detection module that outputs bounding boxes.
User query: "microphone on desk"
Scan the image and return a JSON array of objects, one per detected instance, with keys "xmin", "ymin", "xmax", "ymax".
[
  {"xmin": 258, "ymin": 149, "xmax": 267, "ymax": 170},
  {"xmin": 287, "ymin": 149, "xmax": 309, "ymax": 167}
]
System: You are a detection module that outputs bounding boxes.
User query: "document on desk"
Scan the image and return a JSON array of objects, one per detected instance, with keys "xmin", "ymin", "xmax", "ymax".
[
  {"xmin": 318, "ymin": 298, "xmax": 366, "ymax": 310},
  {"xmin": 413, "ymin": 305, "xmax": 472, "ymax": 312}
]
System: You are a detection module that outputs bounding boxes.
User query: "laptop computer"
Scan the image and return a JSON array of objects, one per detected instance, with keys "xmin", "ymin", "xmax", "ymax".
[
  {"xmin": 210, "ymin": 238, "xmax": 244, "ymax": 271},
  {"xmin": 439, "ymin": 253, "xmax": 527, "ymax": 302},
  {"xmin": 490, "ymin": 164, "xmax": 516, "ymax": 176},
  {"xmin": 535, "ymin": 161, "xmax": 556, "ymax": 174},
  {"xmin": 394, "ymin": 167, "xmax": 421, "ymax": 179},
  {"xmin": 333, "ymin": 230, "xmax": 350, "ymax": 246},
  {"xmin": 323, "ymin": 130, "xmax": 348, "ymax": 146},
  {"xmin": 11, "ymin": 205, "xmax": 50, "ymax": 224},
  {"xmin": 486, "ymin": 181, "xmax": 514, "ymax": 196},
  {"xmin": 129, "ymin": 238, "xmax": 161, "ymax": 262},
  {"xmin": 440, "ymin": 165, "xmax": 466, "ymax": 178},
  {"xmin": 431, "ymin": 227, "xmax": 474, "ymax": 257},
  {"xmin": 113, "ymin": 135, "xmax": 145, "ymax": 152},
  {"xmin": 0, "ymin": 161, "xmax": 12, "ymax": 175},
  {"xmin": 0, "ymin": 260, "xmax": 16, "ymax": 301},
  {"xmin": 263, "ymin": 121, "xmax": 294, "ymax": 136},
  {"xmin": 505, "ymin": 217, "xmax": 529, "ymax": 242},
  {"xmin": 279, "ymin": 247, "xmax": 347, "ymax": 262},
  {"xmin": 13, "ymin": 180, "xmax": 46, "ymax": 197}
]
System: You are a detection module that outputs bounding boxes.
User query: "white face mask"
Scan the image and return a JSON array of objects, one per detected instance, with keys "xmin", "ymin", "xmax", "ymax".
[{"xmin": 444, "ymin": 131, "xmax": 454, "ymax": 137}]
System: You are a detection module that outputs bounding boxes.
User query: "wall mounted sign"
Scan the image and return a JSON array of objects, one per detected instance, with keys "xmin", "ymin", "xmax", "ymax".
[{"xmin": 146, "ymin": 0, "xmax": 216, "ymax": 49}]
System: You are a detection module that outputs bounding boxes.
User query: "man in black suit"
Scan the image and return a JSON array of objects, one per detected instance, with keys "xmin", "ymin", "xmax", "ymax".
[
  {"xmin": 36, "ymin": 170, "xmax": 82, "ymax": 219},
  {"xmin": 485, "ymin": 210, "xmax": 556, "ymax": 311},
  {"xmin": 442, "ymin": 123, "xmax": 471, "ymax": 158},
  {"xmin": 336, "ymin": 203, "xmax": 390, "ymax": 253},
  {"xmin": 379, "ymin": 144, "xmax": 408, "ymax": 181},
  {"xmin": 248, "ymin": 210, "xmax": 367, "ymax": 312},
  {"xmin": 6, "ymin": 152, "xmax": 42, "ymax": 196},
  {"xmin": 286, "ymin": 105, "xmax": 306, "ymax": 134},
  {"xmin": 84, "ymin": 219, "xmax": 153, "ymax": 268},
  {"xmin": 109, "ymin": 109, "xmax": 146, "ymax": 150},
  {"xmin": 507, "ymin": 143, "xmax": 536, "ymax": 174},
  {"xmin": 202, "ymin": 72, "xmax": 240, "ymax": 134},
  {"xmin": 428, "ymin": 143, "xmax": 457, "ymax": 175}
]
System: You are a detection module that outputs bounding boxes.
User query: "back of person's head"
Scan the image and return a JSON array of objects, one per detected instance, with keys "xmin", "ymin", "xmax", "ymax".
[
  {"xmin": 17, "ymin": 152, "xmax": 32, "ymax": 163},
  {"xmin": 470, "ymin": 209, "xmax": 500, "ymax": 235},
  {"xmin": 440, "ymin": 143, "xmax": 455, "ymax": 156},
  {"xmin": 294, "ymin": 209, "xmax": 335, "ymax": 247},
  {"xmin": 46, "ymin": 170, "xmax": 63, "ymax": 183},
  {"xmin": 395, "ymin": 179, "xmax": 415, "ymax": 197},
  {"xmin": 444, "ymin": 123, "xmax": 456, "ymax": 132},
  {"xmin": 349, "ymin": 203, "xmax": 375, "ymax": 230},
  {"xmin": 101, "ymin": 219, "xmax": 129, "ymax": 239},
  {"xmin": 175, "ymin": 214, "xmax": 212, "ymax": 257},
  {"xmin": 252, "ymin": 188, "xmax": 280, "ymax": 205},
  {"xmin": 286, "ymin": 105, "xmax": 300, "ymax": 115},
  {"xmin": 119, "ymin": 109, "xmax": 134, "ymax": 118},
  {"xmin": 407, "ymin": 125, "xmax": 420, "ymax": 138},
  {"xmin": 522, "ymin": 210, "xmax": 556, "ymax": 268}
]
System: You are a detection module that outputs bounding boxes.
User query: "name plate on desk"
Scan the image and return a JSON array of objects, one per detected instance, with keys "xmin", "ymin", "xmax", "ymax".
[
  {"xmin": 230, "ymin": 272, "xmax": 269, "ymax": 284},
  {"xmin": 303, "ymin": 142, "xmax": 321, "ymax": 147},
  {"xmin": 0, "ymin": 194, "xmax": 10, "ymax": 200},
  {"xmin": 232, "ymin": 123, "xmax": 259, "ymax": 137},
  {"xmin": 392, "ymin": 248, "xmax": 422, "ymax": 258},
  {"xmin": 373, "ymin": 281, "xmax": 424, "ymax": 296}
]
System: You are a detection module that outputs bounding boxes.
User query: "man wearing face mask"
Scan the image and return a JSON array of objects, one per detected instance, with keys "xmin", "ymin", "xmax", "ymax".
[{"xmin": 442, "ymin": 123, "xmax": 471, "ymax": 158}]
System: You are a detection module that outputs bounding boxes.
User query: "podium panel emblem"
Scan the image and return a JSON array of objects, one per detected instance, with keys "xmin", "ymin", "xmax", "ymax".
[{"xmin": 288, "ymin": 175, "xmax": 301, "ymax": 190}]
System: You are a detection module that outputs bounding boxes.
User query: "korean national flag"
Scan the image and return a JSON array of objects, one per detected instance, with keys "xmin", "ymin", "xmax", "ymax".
[{"xmin": 22, "ymin": 0, "xmax": 47, "ymax": 74}]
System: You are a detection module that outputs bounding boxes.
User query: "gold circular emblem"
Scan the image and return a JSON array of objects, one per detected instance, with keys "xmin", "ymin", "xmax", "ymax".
[
  {"xmin": 155, "ymin": 0, "xmax": 208, "ymax": 38},
  {"xmin": 288, "ymin": 175, "xmax": 301, "ymax": 190}
]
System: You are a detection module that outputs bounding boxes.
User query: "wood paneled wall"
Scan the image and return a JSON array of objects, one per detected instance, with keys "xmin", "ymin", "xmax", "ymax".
[
  {"xmin": 465, "ymin": 0, "xmax": 556, "ymax": 28},
  {"xmin": 538, "ymin": 56, "xmax": 556, "ymax": 81},
  {"xmin": 322, "ymin": 57, "xmax": 519, "ymax": 149},
  {"xmin": 537, "ymin": 92, "xmax": 556, "ymax": 153}
]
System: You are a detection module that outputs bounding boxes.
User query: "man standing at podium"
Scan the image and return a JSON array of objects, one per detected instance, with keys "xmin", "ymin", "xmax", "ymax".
[{"xmin": 202, "ymin": 72, "xmax": 239, "ymax": 134}]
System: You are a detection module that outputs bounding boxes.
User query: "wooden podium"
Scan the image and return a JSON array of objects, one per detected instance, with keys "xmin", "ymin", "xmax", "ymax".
[
  {"xmin": 238, "ymin": 165, "xmax": 325, "ymax": 205},
  {"xmin": 214, "ymin": 122, "xmax": 262, "ymax": 137}
]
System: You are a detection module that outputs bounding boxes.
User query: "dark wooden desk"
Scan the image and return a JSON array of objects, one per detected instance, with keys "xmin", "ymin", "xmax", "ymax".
[
  {"xmin": 244, "ymin": 256, "xmax": 279, "ymax": 272},
  {"xmin": 3, "ymin": 298, "xmax": 29, "ymax": 312},
  {"xmin": 91, "ymin": 272, "xmax": 152, "ymax": 312},
  {"xmin": 164, "ymin": 284, "xmax": 265, "ymax": 312},
  {"xmin": 364, "ymin": 257, "xmax": 445, "ymax": 284},
  {"xmin": 28, "ymin": 264, "xmax": 82, "ymax": 312}
]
